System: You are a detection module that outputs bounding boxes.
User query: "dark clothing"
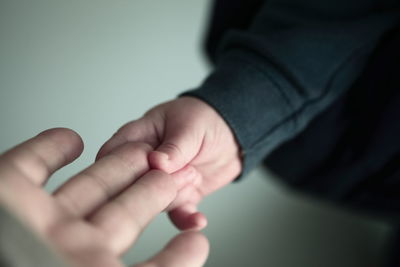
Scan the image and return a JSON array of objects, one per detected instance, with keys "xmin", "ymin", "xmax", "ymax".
[
  {"xmin": 184, "ymin": 2, "xmax": 400, "ymax": 265},
  {"xmin": 265, "ymin": 27, "xmax": 400, "ymax": 216},
  {"xmin": 183, "ymin": 0, "xmax": 400, "ymax": 213},
  {"xmin": 204, "ymin": 0, "xmax": 265, "ymax": 63}
]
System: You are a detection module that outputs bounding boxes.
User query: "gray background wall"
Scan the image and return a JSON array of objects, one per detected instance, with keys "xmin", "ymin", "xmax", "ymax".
[{"xmin": 0, "ymin": 1, "xmax": 393, "ymax": 266}]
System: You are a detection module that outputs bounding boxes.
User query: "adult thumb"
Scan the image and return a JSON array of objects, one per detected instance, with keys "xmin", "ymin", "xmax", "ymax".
[{"xmin": 149, "ymin": 124, "xmax": 204, "ymax": 174}]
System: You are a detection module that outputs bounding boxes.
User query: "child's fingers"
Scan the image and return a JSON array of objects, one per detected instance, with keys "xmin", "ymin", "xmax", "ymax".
[
  {"xmin": 148, "ymin": 122, "xmax": 204, "ymax": 174},
  {"xmin": 168, "ymin": 204, "xmax": 208, "ymax": 231}
]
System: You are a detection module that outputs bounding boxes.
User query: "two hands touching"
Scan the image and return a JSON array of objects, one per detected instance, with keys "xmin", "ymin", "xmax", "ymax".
[
  {"xmin": 98, "ymin": 97, "xmax": 242, "ymax": 231},
  {"xmin": 0, "ymin": 97, "xmax": 241, "ymax": 266}
]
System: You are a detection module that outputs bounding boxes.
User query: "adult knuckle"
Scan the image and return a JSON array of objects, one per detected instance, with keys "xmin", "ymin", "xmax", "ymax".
[
  {"xmin": 6, "ymin": 147, "xmax": 51, "ymax": 182},
  {"xmin": 82, "ymin": 171, "xmax": 113, "ymax": 200}
]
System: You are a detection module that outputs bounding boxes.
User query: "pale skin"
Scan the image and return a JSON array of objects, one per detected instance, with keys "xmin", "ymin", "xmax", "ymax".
[
  {"xmin": 0, "ymin": 128, "xmax": 209, "ymax": 267},
  {"xmin": 97, "ymin": 96, "xmax": 242, "ymax": 230}
]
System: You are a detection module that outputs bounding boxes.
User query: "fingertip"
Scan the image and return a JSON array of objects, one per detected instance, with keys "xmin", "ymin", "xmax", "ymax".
[
  {"xmin": 139, "ymin": 231, "xmax": 209, "ymax": 267},
  {"xmin": 148, "ymin": 150, "xmax": 173, "ymax": 173},
  {"xmin": 169, "ymin": 210, "xmax": 208, "ymax": 231},
  {"xmin": 183, "ymin": 231, "xmax": 210, "ymax": 256},
  {"xmin": 161, "ymin": 231, "xmax": 209, "ymax": 267},
  {"xmin": 187, "ymin": 212, "xmax": 208, "ymax": 231},
  {"xmin": 168, "ymin": 231, "xmax": 210, "ymax": 255},
  {"xmin": 38, "ymin": 128, "xmax": 84, "ymax": 162},
  {"xmin": 38, "ymin": 128, "xmax": 81, "ymax": 142},
  {"xmin": 194, "ymin": 212, "xmax": 208, "ymax": 230}
]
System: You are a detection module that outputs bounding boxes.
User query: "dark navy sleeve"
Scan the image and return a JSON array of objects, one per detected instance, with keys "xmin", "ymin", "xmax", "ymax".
[{"xmin": 182, "ymin": 0, "xmax": 400, "ymax": 177}]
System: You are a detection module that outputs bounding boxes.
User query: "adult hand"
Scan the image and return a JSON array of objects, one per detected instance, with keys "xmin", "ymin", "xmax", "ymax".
[
  {"xmin": 0, "ymin": 128, "xmax": 209, "ymax": 267},
  {"xmin": 97, "ymin": 97, "xmax": 242, "ymax": 230}
]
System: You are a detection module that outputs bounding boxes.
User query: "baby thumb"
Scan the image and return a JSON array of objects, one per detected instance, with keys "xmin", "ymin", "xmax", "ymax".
[{"xmin": 149, "ymin": 126, "xmax": 203, "ymax": 174}]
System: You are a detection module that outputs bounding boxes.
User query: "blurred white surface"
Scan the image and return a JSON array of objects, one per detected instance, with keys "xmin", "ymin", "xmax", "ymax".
[{"xmin": 0, "ymin": 1, "xmax": 392, "ymax": 266}]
